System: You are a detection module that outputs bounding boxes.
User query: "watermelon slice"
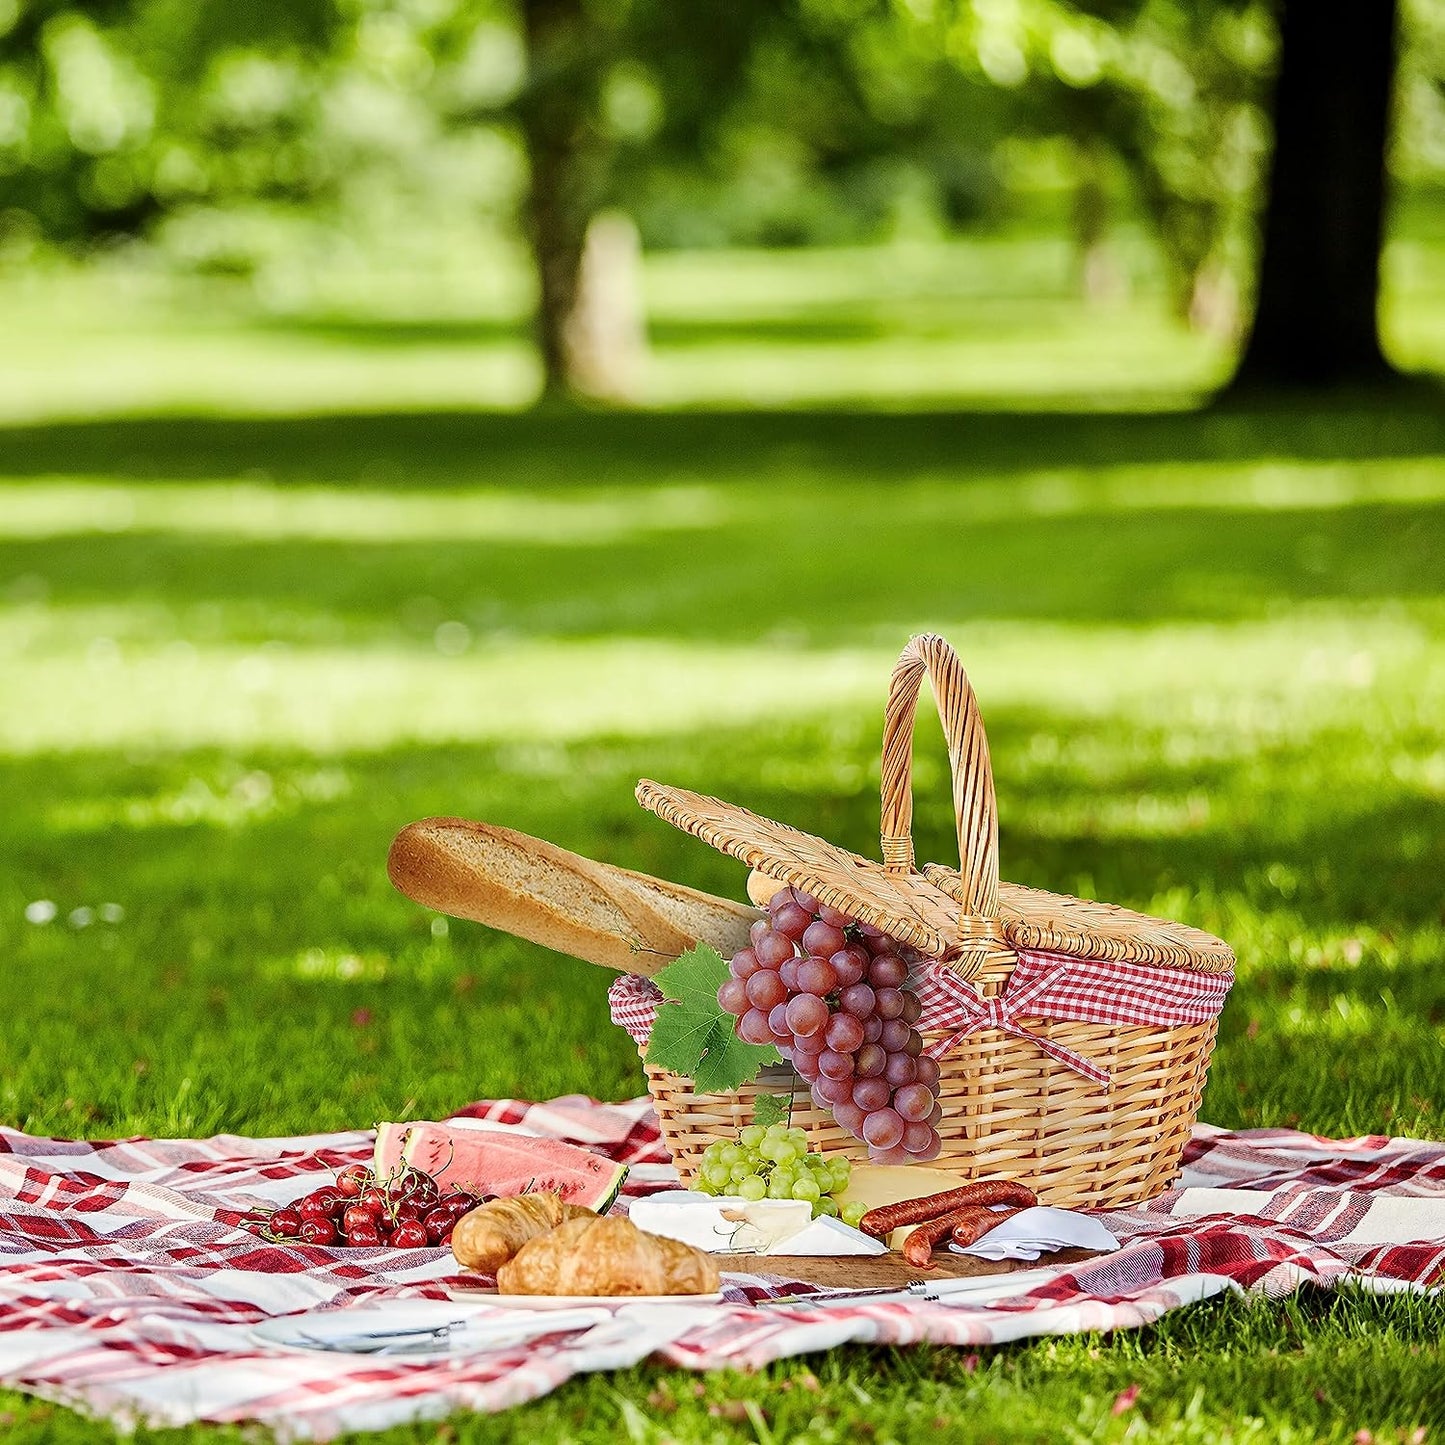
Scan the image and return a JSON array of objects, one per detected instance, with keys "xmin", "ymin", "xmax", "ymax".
[{"xmin": 372, "ymin": 1120, "xmax": 628, "ymax": 1212}]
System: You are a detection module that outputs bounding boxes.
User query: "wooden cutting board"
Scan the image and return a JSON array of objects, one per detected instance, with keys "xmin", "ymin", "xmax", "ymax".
[
  {"xmin": 448, "ymin": 1248, "xmax": 1104, "ymax": 1299},
  {"xmin": 744, "ymin": 1247, "xmax": 1104, "ymax": 1291}
]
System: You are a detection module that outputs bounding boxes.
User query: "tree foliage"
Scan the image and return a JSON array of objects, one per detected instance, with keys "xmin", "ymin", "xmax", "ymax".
[
  {"xmin": 0, "ymin": 0, "xmax": 340, "ymax": 244},
  {"xmin": 4, "ymin": 0, "xmax": 1444, "ymax": 384}
]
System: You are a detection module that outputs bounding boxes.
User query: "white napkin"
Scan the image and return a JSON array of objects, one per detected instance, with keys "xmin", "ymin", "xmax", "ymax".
[
  {"xmin": 949, "ymin": 1206, "xmax": 1119, "ymax": 1262},
  {"xmin": 631, "ymin": 1191, "xmax": 886, "ymax": 1257},
  {"xmin": 552, "ymin": 1303, "xmax": 719, "ymax": 1372}
]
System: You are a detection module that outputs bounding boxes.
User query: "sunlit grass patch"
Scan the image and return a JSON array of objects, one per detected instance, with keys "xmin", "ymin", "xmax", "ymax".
[
  {"xmin": 2, "ymin": 610, "xmax": 1441, "ymax": 758},
  {"xmin": 0, "ymin": 480, "xmax": 730, "ymax": 545},
  {"xmin": 43, "ymin": 764, "xmax": 352, "ymax": 835},
  {"xmin": 0, "ymin": 236, "xmax": 1232, "ymax": 418},
  {"xmin": 5, "ymin": 458, "xmax": 1445, "ymax": 553}
]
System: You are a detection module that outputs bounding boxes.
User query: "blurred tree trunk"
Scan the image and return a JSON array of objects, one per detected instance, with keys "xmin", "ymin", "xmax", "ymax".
[
  {"xmin": 1230, "ymin": 0, "xmax": 1400, "ymax": 390},
  {"xmin": 1072, "ymin": 133, "xmax": 1126, "ymax": 306},
  {"xmin": 516, "ymin": 0, "xmax": 608, "ymax": 399},
  {"xmin": 565, "ymin": 212, "xmax": 648, "ymax": 401}
]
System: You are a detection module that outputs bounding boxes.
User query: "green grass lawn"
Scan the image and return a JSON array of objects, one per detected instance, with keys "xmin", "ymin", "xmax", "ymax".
[
  {"xmin": 1, "ymin": 245, "xmax": 1444, "ymax": 1440},
  {"xmin": 2, "ymin": 204, "xmax": 1442, "ymax": 422}
]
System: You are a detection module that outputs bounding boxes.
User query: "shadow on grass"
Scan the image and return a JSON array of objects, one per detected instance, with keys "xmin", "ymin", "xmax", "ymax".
[
  {"xmin": 3, "ymin": 401, "xmax": 1445, "ymax": 486},
  {"xmin": 3, "ymin": 499, "xmax": 1442, "ymax": 634},
  {"xmin": 255, "ymin": 313, "xmax": 897, "ymax": 349}
]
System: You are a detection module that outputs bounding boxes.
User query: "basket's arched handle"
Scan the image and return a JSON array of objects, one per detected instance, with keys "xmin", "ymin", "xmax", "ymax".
[{"xmin": 880, "ymin": 634, "xmax": 1005, "ymax": 964}]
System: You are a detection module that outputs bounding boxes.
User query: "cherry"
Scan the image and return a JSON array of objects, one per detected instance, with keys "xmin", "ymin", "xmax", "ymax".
[
  {"xmin": 299, "ymin": 1219, "xmax": 337, "ymax": 1246},
  {"xmin": 405, "ymin": 1171, "xmax": 440, "ymax": 1199},
  {"xmin": 335, "ymin": 1166, "xmax": 369, "ymax": 1198},
  {"xmin": 393, "ymin": 1201, "xmax": 426, "ymax": 1224},
  {"xmin": 345, "ymin": 1222, "xmax": 382, "ymax": 1248},
  {"xmin": 391, "ymin": 1221, "xmax": 428, "ymax": 1249},
  {"xmin": 422, "ymin": 1207, "xmax": 454, "ymax": 1244},
  {"xmin": 269, "ymin": 1208, "xmax": 303, "ymax": 1238},
  {"xmin": 342, "ymin": 1204, "xmax": 375, "ymax": 1234},
  {"xmin": 298, "ymin": 1195, "xmax": 334, "ymax": 1223},
  {"xmin": 360, "ymin": 1187, "xmax": 388, "ymax": 1213}
]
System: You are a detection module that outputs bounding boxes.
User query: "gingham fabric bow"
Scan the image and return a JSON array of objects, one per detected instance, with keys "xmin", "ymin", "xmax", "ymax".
[
  {"xmin": 911, "ymin": 958, "xmax": 1111, "ymax": 1085},
  {"xmin": 610, "ymin": 949, "xmax": 1232, "ymax": 1090}
]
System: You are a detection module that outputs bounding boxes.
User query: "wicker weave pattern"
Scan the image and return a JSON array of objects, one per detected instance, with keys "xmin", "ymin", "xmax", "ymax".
[
  {"xmin": 880, "ymin": 634, "xmax": 1000, "ymax": 918},
  {"xmin": 635, "ymin": 781, "xmax": 966, "ymax": 962},
  {"xmin": 635, "ymin": 632, "xmax": 1233, "ymax": 1207},
  {"xmin": 995, "ymin": 878, "xmax": 1231, "ymax": 974},
  {"xmin": 645, "ymin": 1015, "xmax": 1218, "ymax": 1207}
]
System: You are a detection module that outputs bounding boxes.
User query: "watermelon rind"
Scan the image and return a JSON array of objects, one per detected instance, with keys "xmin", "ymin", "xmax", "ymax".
[{"xmin": 372, "ymin": 1121, "xmax": 410, "ymax": 1181}]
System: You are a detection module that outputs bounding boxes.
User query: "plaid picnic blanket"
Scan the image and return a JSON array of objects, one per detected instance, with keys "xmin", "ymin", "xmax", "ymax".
[{"xmin": 0, "ymin": 1098, "xmax": 1441, "ymax": 1439}]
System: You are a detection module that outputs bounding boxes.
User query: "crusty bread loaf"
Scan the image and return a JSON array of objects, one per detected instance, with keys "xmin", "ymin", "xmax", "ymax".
[
  {"xmin": 387, "ymin": 817, "xmax": 760, "ymax": 977},
  {"xmin": 747, "ymin": 868, "xmax": 788, "ymax": 907}
]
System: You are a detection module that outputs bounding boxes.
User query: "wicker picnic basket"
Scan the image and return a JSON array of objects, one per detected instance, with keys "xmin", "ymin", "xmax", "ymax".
[{"xmin": 633, "ymin": 633, "xmax": 1234, "ymax": 1210}]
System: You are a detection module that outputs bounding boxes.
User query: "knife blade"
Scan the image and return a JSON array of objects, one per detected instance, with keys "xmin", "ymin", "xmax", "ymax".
[{"xmin": 758, "ymin": 1265, "xmax": 1066, "ymax": 1310}]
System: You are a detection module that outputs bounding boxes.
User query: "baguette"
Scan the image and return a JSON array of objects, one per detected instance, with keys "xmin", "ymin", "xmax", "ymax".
[{"xmin": 387, "ymin": 817, "xmax": 760, "ymax": 977}]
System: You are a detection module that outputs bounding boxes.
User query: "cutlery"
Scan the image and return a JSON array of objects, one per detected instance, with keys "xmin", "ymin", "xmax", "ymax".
[
  {"xmin": 294, "ymin": 1320, "xmax": 470, "ymax": 1353},
  {"xmin": 289, "ymin": 1308, "xmax": 609, "ymax": 1355},
  {"xmin": 759, "ymin": 1266, "xmax": 1064, "ymax": 1311}
]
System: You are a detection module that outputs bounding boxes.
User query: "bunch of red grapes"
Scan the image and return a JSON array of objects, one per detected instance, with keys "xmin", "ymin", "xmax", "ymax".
[
  {"xmin": 718, "ymin": 885, "xmax": 943, "ymax": 1162},
  {"xmin": 243, "ymin": 1165, "xmax": 484, "ymax": 1249}
]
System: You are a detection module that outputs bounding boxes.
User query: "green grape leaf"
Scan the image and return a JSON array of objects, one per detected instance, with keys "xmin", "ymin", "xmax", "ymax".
[
  {"xmin": 644, "ymin": 943, "xmax": 781, "ymax": 1093},
  {"xmin": 752, "ymin": 1093, "xmax": 790, "ymax": 1129}
]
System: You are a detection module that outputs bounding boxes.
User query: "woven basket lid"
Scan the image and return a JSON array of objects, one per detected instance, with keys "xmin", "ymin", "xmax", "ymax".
[{"xmin": 637, "ymin": 634, "xmax": 1233, "ymax": 978}]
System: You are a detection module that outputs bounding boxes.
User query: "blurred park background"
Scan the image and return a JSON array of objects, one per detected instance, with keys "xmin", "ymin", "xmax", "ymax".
[
  {"xmin": 2, "ymin": 4, "xmax": 1445, "ymax": 1436},
  {"xmin": 2, "ymin": 0, "xmax": 1445, "ymax": 409}
]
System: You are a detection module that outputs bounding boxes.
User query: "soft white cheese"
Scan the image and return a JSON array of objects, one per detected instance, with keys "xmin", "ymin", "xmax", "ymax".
[{"xmin": 631, "ymin": 1191, "xmax": 886, "ymax": 1256}]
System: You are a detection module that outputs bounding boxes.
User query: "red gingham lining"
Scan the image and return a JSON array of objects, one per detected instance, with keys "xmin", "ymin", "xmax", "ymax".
[{"xmin": 610, "ymin": 949, "xmax": 1232, "ymax": 1085}]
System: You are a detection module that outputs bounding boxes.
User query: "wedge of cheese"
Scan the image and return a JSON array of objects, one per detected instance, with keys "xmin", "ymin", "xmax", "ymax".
[
  {"xmin": 834, "ymin": 1164, "xmax": 966, "ymax": 1220},
  {"xmin": 834, "ymin": 1164, "xmax": 969, "ymax": 1251}
]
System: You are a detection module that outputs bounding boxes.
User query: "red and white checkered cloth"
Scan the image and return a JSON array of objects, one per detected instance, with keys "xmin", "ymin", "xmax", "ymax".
[
  {"xmin": 610, "ymin": 949, "xmax": 1233, "ymax": 1086},
  {"xmin": 0, "ymin": 1099, "xmax": 1439, "ymax": 1439}
]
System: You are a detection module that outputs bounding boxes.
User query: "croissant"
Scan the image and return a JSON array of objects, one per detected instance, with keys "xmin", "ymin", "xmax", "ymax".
[
  {"xmin": 496, "ymin": 1214, "xmax": 721, "ymax": 1297},
  {"xmin": 451, "ymin": 1192, "xmax": 594, "ymax": 1274}
]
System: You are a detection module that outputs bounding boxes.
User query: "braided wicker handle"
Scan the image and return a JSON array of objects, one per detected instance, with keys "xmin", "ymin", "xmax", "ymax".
[{"xmin": 880, "ymin": 634, "xmax": 1008, "ymax": 971}]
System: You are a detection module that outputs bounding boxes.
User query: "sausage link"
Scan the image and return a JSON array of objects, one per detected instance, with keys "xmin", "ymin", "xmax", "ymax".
[
  {"xmin": 901, "ymin": 1208, "xmax": 976, "ymax": 1268},
  {"xmin": 859, "ymin": 1180, "xmax": 1038, "ymax": 1238},
  {"xmin": 900, "ymin": 1204, "xmax": 1025, "ymax": 1268},
  {"xmin": 949, "ymin": 1205, "xmax": 1022, "ymax": 1248}
]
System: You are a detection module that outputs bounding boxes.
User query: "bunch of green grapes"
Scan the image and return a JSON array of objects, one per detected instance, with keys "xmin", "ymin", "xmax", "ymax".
[{"xmin": 695, "ymin": 1122, "xmax": 868, "ymax": 1227}]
